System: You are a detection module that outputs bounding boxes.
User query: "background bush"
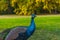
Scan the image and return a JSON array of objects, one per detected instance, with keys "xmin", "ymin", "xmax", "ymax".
[{"xmin": 0, "ymin": 0, "xmax": 60, "ymax": 15}]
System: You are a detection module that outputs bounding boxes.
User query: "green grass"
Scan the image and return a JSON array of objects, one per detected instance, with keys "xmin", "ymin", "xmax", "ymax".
[{"xmin": 0, "ymin": 16, "xmax": 60, "ymax": 40}]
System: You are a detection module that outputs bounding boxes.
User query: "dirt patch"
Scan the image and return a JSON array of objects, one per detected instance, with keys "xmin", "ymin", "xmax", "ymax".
[{"xmin": 0, "ymin": 15, "xmax": 60, "ymax": 18}]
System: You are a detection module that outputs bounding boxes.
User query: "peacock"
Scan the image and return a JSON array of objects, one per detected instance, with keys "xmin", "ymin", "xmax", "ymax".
[{"xmin": 3, "ymin": 14, "xmax": 36, "ymax": 40}]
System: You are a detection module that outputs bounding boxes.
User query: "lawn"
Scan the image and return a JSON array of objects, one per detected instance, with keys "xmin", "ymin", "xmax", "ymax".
[{"xmin": 0, "ymin": 15, "xmax": 60, "ymax": 40}]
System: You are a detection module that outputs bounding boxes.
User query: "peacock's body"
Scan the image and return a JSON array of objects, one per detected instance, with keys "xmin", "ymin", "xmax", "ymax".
[{"xmin": 0, "ymin": 14, "xmax": 36, "ymax": 40}]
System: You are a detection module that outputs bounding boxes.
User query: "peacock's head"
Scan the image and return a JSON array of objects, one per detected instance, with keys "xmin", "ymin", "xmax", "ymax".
[{"xmin": 31, "ymin": 14, "xmax": 36, "ymax": 19}]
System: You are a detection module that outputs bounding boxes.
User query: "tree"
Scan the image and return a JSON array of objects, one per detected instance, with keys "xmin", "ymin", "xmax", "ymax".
[{"xmin": 0, "ymin": 0, "xmax": 8, "ymax": 14}]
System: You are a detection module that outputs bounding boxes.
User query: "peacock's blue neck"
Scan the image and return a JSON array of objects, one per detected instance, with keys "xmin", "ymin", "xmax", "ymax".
[
  {"xmin": 26, "ymin": 17, "xmax": 36, "ymax": 37},
  {"xmin": 29, "ymin": 17, "xmax": 36, "ymax": 31},
  {"xmin": 30, "ymin": 18, "xmax": 35, "ymax": 29}
]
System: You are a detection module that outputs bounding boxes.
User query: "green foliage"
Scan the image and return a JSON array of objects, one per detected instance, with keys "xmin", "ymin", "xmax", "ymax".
[
  {"xmin": 0, "ymin": 0, "xmax": 60, "ymax": 15},
  {"xmin": 0, "ymin": 0, "xmax": 8, "ymax": 12}
]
